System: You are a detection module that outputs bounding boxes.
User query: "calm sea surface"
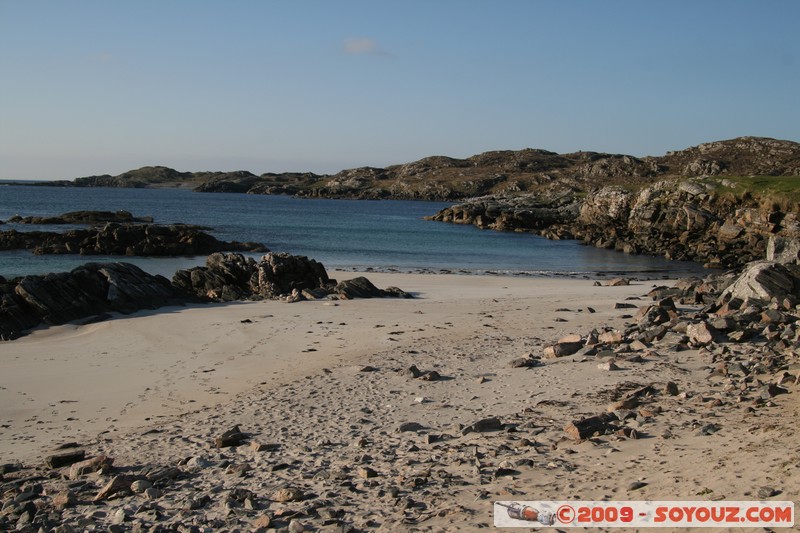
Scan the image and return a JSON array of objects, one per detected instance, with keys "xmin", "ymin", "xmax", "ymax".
[{"xmin": 0, "ymin": 185, "xmax": 705, "ymax": 279}]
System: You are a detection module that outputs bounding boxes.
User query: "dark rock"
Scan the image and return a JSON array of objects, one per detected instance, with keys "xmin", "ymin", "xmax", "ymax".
[
  {"xmin": 45, "ymin": 449, "xmax": 86, "ymax": 468},
  {"xmin": 418, "ymin": 370, "xmax": 442, "ymax": 381},
  {"xmin": 7, "ymin": 210, "xmax": 153, "ymax": 225},
  {"xmin": 509, "ymin": 356, "xmax": 542, "ymax": 368},
  {"xmin": 0, "ymin": 223, "xmax": 265, "ymax": 256},
  {"xmin": 564, "ymin": 413, "xmax": 617, "ymax": 440},
  {"xmin": 462, "ymin": 417, "xmax": 503, "ymax": 435},
  {"xmin": 335, "ymin": 277, "xmax": 384, "ymax": 299},
  {"xmin": 1, "ymin": 262, "xmax": 182, "ymax": 339},
  {"xmin": 94, "ymin": 474, "xmax": 138, "ymax": 501},
  {"xmin": 543, "ymin": 335, "xmax": 584, "ymax": 358},
  {"xmin": 402, "ymin": 365, "xmax": 422, "ymax": 378},
  {"xmin": 398, "ymin": 422, "xmax": 425, "ymax": 433},
  {"xmin": 215, "ymin": 426, "xmax": 248, "ymax": 448}
]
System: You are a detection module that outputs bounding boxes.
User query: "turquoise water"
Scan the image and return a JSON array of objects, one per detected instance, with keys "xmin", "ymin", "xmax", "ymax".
[{"xmin": 0, "ymin": 185, "xmax": 704, "ymax": 279}]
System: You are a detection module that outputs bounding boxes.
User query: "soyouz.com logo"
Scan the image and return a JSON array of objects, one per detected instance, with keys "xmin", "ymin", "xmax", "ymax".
[{"xmin": 494, "ymin": 501, "xmax": 795, "ymax": 528}]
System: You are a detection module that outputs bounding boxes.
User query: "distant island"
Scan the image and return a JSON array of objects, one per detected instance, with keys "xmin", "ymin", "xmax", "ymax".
[{"xmin": 22, "ymin": 136, "xmax": 800, "ymax": 201}]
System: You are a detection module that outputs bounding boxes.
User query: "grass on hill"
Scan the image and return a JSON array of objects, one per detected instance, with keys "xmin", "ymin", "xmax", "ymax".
[{"xmin": 700, "ymin": 175, "xmax": 800, "ymax": 212}]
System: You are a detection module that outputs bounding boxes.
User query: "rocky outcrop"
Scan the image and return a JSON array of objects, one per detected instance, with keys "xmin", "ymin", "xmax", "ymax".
[
  {"xmin": 6, "ymin": 210, "xmax": 153, "ymax": 225},
  {"xmin": 423, "ymin": 190, "xmax": 580, "ymax": 232},
  {"xmin": 0, "ymin": 223, "xmax": 266, "ymax": 256},
  {"xmin": 173, "ymin": 252, "xmax": 331, "ymax": 301},
  {"xmin": 172, "ymin": 252, "xmax": 412, "ymax": 302},
  {"xmin": 430, "ymin": 176, "xmax": 800, "ymax": 269},
  {"xmin": 2, "ymin": 253, "xmax": 413, "ymax": 339},
  {"xmin": 0, "ymin": 263, "xmax": 181, "ymax": 340},
  {"xmin": 565, "ymin": 180, "xmax": 800, "ymax": 268}
]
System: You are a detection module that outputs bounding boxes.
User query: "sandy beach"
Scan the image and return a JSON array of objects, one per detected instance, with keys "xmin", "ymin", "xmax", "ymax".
[{"xmin": 1, "ymin": 271, "xmax": 797, "ymax": 531}]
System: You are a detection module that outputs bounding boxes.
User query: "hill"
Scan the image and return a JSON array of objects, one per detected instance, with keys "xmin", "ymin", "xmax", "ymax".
[{"xmin": 37, "ymin": 136, "xmax": 800, "ymax": 201}]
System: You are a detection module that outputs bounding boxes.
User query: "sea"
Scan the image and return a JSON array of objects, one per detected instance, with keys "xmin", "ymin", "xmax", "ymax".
[{"xmin": 0, "ymin": 185, "xmax": 706, "ymax": 280}]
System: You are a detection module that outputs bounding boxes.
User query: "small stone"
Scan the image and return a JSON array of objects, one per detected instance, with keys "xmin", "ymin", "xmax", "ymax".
[
  {"xmin": 509, "ymin": 356, "xmax": 540, "ymax": 367},
  {"xmin": 598, "ymin": 330, "xmax": 623, "ymax": 344},
  {"xmin": 226, "ymin": 463, "xmax": 251, "ymax": 477},
  {"xmin": 462, "ymin": 417, "xmax": 502, "ymax": 435},
  {"xmin": 607, "ymin": 278, "xmax": 630, "ymax": 286},
  {"xmin": 94, "ymin": 475, "xmax": 136, "ymax": 501},
  {"xmin": 696, "ymin": 423, "xmax": 720, "ymax": 436},
  {"xmin": 418, "ymin": 370, "xmax": 441, "ymax": 381},
  {"xmin": 664, "ymin": 382, "xmax": 680, "ymax": 396},
  {"xmin": 356, "ymin": 466, "xmax": 377, "ymax": 479},
  {"xmin": 628, "ymin": 481, "xmax": 647, "ymax": 491},
  {"xmin": 398, "ymin": 422, "xmax": 425, "ymax": 433},
  {"xmin": 597, "ymin": 361, "xmax": 620, "ymax": 371},
  {"xmin": 288, "ymin": 519, "xmax": 307, "ymax": 532},
  {"xmin": 252, "ymin": 514, "xmax": 272, "ymax": 528},
  {"xmin": 130, "ymin": 480, "xmax": 153, "ymax": 494},
  {"xmin": 214, "ymin": 425, "xmax": 247, "ymax": 448},
  {"xmin": 68, "ymin": 455, "xmax": 113, "ymax": 479},
  {"xmin": 111, "ymin": 508, "xmax": 127, "ymax": 525},
  {"xmin": 687, "ymin": 321, "xmax": 718, "ymax": 346},
  {"xmin": 757, "ymin": 486, "xmax": 777, "ymax": 499},
  {"xmin": 403, "ymin": 365, "xmax": 422, "ymax": 378},
  {"xmin": 53, "ymin": 490, "xmax": 77, "ymax": 509},
  {"xmin": 45, "ymin": 449, "xmax": 85, "ymax": 469},
  {"xmin": 250, "ymin": 441, "xmax": 279, "ymax": 452},
  {"xmin": 271, "ymin": 487, "xmax": 304, "ymax": 502},
  {"xmin": 762, "ymin": 383, "xmax": 789, "ymax": 398}
]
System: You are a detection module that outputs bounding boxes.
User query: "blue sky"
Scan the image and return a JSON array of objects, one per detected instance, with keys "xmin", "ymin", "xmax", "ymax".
[{"xmin": 1, "ymin": 1, "xmax": 798, "ymax": 179}]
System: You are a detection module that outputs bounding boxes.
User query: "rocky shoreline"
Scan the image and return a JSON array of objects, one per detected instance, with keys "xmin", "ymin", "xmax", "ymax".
[
  {"xmin": 0, "ymin": 252, "xmax": 411, "ymax": 341},
  {"xmin": 0, "ymin": 258, "xmax": 797, "ymax": 531},
  {"xmin": 1, "ymin": 211, "xmax": 265, "ymax": 258},
  {"xmin": 426, "ymin": 178, "xmax": 800, "ymax": 269}
]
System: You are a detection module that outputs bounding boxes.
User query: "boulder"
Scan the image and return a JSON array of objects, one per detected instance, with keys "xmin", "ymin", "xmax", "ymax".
[
  {"xmin": 767, "ymin": 236, "xmax": 800, "ymax": 265},
  {"xmin": 719, "ymin": 261, "xmax": 800, "ymax": 304},
  {"xmin": 335, "ymin": 277, "xmax": 385, "ymax": 299},
  {"xmin": 687, "ymin": 321, "xmax": 719, "ymax": 346},
  {"xmin": 2, "ymin": 263, "xmax": 182, "ymax": 339},
  {"xmin": 543, "ymin": 334, "xmax": 584, "ymax": 358}
]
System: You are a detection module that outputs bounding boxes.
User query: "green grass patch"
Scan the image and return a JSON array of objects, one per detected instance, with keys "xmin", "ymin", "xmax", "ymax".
[{"xmin": 699, "ymin": 175, "xmax": 800, "ymax": 211}]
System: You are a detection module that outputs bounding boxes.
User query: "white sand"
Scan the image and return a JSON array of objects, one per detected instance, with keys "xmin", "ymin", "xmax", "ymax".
[
  {"xmin": 1, "ymin": 272, "xmax": 797, "ymax": 531},
  {"xmin": 1, "ymin": 273, "xmax": 643, "ymax": 461}
]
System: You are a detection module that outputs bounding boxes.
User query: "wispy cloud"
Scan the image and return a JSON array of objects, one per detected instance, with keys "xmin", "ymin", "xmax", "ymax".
[
  {"xmin": 91, "ymin": 52, "xmax": 115, "ymax": 63},
  {"xmin": 342, "ymin": 37, "xmax": 385, "ymax": 56}
]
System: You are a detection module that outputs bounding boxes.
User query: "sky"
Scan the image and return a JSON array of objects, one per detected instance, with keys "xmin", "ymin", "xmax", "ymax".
[{"xmin": 1, "ymin": 1, "xmax": 799, "ymax": 180}]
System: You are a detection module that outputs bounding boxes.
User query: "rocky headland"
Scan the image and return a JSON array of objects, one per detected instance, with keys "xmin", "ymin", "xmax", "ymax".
[
  {"xmin": 0, "ymin": 252, "xmax": 411, "ymax": 341},
  {"xmin": 426, "ymin": 177, "xmax": 800, "ymax": 269}
]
